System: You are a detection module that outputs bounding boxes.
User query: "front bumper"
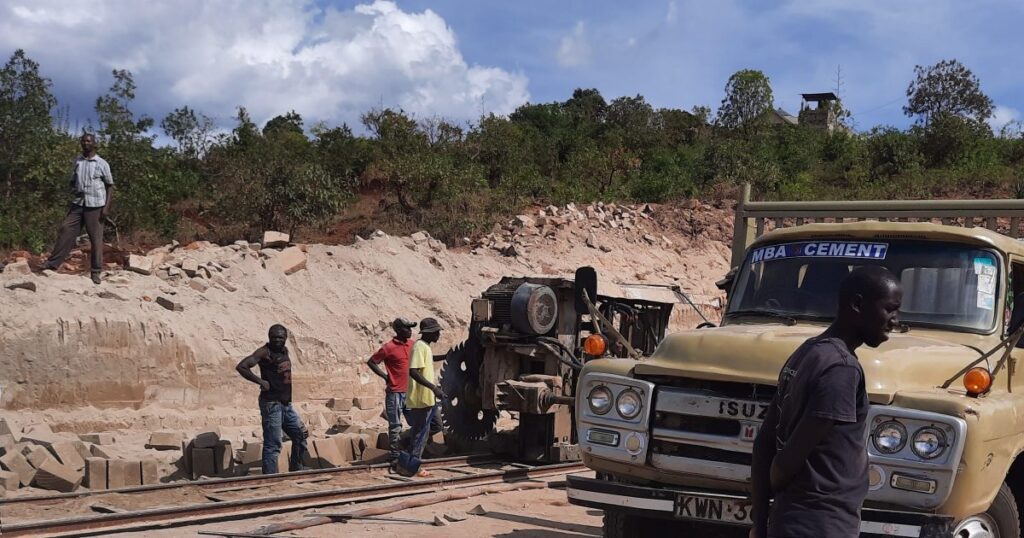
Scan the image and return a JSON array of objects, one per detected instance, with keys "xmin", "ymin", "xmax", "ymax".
[{"xmin": 567, "ymin": 475, "xmax": 955, "ymax": 538}]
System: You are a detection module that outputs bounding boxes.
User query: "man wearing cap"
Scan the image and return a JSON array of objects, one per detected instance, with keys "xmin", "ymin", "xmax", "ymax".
[
  {"xmin": 405, "ymin": 317, "xmax": 445, "ymax": 476},
  {"xmin": 367, "ymin": 318, "xmax": 416, "ymax": 462}
]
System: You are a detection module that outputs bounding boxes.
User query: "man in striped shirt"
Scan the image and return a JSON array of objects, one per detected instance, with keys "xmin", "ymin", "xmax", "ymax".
[{"xmin": 40, "ymin": 133, "xmax": 114, "ymax": 284}]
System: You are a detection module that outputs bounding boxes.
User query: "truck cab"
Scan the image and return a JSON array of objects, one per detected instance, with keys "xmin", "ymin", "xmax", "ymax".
[{"xmin": 568, "ymin": 186, "xmax": 1024, "ymax": 538}]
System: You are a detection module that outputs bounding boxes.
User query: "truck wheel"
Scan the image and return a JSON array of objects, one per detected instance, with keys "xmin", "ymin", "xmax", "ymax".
[
  {"xmin": 954, "ymin": 483, "xmax": 1020, "ymax": 538},
  {"xmin": 603, "ymin": 509, "xmax": 655, "ymax": 538}
]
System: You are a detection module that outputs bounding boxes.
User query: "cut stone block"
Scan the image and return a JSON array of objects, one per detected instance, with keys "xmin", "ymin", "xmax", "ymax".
[
  {"xmin": 127, "ymin": 254, "xmax": 153, "ymax": 275},
  {"xmin": 108, "ymin": 459, "xmax": 140, "ymax": 489},
  {"xmin": 375, "ymin": 432, "xmax": 390, "ymax": 450},
  {"xmin": 266, "ymin": 246, "xmax": 307, "ymax": 275},
  {"xmin": 52, "ymin": 441, "xmax": 86, "ymax": 471},
  {"xmin": 239, "ymin": 441, "xmax": 262, "ymax": 465},
  {"xmin": 191, "ymin": 448, "xmax": 216, "ymax": 479},
  {"xmin": 181, "ymin": 258, "xmax": 200, "ymax": 277},
  {"xmin": 211, "ymin": 275, "xmax": 237, "ymax": 292},
  {"xmin": 91, "ymin": 445, "xmax": 113, "ymax": 459},
  {"xmin": 85, "ymin": 458, "xmax": 107, "ymax": 490},
  {"xmin": 262, "ymin": 231, "xmax": 290, "ymax": 249},
  {"xmin": 326, "ymin": 398, "xmax": 353, "ymax": 411},
  {"xmin": 146, "ymin": 431, "xmax": 183, "ymax": 450},
  {"xmin": 0, "ymin": 452, "xmax": 35, "ymax": 486},
  {"xmin": 72, "ymin": 441, "xmax": 93, "ymax": 462},
  {"xmin": 0, "ymin": 469, "xmax": 18, "ymax": 491},
  {"xmin": 156, "ymin": 296, "xmax": 184, "ymax": 312},
  {"xmin": 141, "ymin": 459, "xmax": 159, "ymax": 485},
  {"xmin": 0, "ymin": 434, "xmax": 14, "ymax": 454},
  {"xmin": 188, "ymin": 279, "xmax": 209, "ymax": 293},
  {"xmin": 193, "ymin": 429, "xmax": 221, "ymax": 449},
  {"xmin": 78, "ymin": 432, "xmax": 116, "ymax": 444},
  {"xmin": 311, "ymin": 438, "xmax": 344, "ymax": 468},
  {"xmin": 21, "ymin": 424, "xmax": 63, "ymax": 448},
  {"xmin": 33, "ymin": 458, "xmax": 82, "ymax": 492},
  {"xmin": 26, "ymin": 446, "xmax": 52, "ymax": 468},
  {"xmin": 353, "ymin": 396, "xmax": 382, "ymax": 410},
  {"xmin": 214, "ymin": 440, "xmax": 233, "ymax": 475},
  {"xmin": 0, "ymin": 418, "xmax": 14, "ymax": 437},
  {"xmin": 359, "ymin": 447, "xmax": 389, "ymax": 464}
]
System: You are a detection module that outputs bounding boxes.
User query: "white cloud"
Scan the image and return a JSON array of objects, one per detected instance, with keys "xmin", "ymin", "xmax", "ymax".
[
  {"xmin": 666, "ymin": 1, "xmax": 678, "ymax": 24},
  {"xmin": 989, "ymin": 105, "xmax": 1021, "ymax": 135},
  {"xmin": 0, "ymin": 0, "xmax": 529, "ymax": 129},
  {"xmin": 556, "ymin": 21, "xmax": 591, "ymax": 68}
]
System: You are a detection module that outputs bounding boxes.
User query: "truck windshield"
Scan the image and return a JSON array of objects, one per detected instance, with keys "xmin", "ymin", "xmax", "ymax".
[{"xmin": 727, "ymin": 239, "xmax": 1000, "ymax": 332}]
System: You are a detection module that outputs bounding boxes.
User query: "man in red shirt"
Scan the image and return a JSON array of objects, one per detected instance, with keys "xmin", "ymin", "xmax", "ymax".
[{"xmin": 366, "ymin": 318, "xmax": 416, "ymax": 462}]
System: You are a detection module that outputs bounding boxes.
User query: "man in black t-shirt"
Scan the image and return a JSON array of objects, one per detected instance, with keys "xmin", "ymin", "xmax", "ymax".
[
  {"xmin": 750, "ymin": 266, "xmax": 902, "ymax": 538},
  {"xmin": 236, "ymin": 324, "xmax": 310, "ymax": 474}
]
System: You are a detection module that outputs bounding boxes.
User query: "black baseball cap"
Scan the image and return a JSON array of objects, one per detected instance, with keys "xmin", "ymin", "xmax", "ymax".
[
  {"xmin": 392, "ymin": 318, "xmax": 417, "ymax": 330},
  {"xmin": 419, "ymin": 317, "xmax": 442, "ymax": 333}
]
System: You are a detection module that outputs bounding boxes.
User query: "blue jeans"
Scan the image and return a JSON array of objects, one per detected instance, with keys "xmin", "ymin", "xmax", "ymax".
[
  {"xmin": 259, "ymin": 399, "xmax": 308, "ymax": 474},
  {"xmin": 385, "ymin": 391, "xmax": 409, "ymax": 460},
  {"xmin": 406, "ymin": 406, "xmax": 436, "ymax": 459}
]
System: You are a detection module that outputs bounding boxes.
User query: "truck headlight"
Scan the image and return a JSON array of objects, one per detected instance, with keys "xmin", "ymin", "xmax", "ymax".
[
  {"xmin": 912, "ymin": 427, "xmax": 947, "ymax": 460},
  {"xmin": 616, "ymin": 389, "xmax": 642, "ymax": 419},
  {"xmin": 872, "ymin": 421, "xmax": 907, "ymax": 454},
  {"xmin": 588, "ymin": 386, "xmax": 613, "ymax": 415}
]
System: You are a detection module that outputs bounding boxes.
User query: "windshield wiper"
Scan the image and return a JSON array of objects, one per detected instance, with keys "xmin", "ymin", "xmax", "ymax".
[{"xmin": 725, "ymin": 309, "xmax": 797, "ymax": 326}]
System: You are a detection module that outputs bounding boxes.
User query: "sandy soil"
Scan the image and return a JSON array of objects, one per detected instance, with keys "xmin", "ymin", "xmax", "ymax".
[{"xmin": 0, "ymin": 201, "xmax": 732, "ymax": 435}]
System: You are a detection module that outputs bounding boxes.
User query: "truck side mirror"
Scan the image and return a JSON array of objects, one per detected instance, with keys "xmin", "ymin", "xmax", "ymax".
[
  {"xmin": 716, "ymin": 267, "xmax": 738, "ymax": 294},
  {"xmin": 574, "ymin": 266, "xmax": 598, "ymax": 314}
]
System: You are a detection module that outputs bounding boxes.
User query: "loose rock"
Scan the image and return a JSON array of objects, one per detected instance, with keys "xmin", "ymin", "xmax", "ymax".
[
  {"xmin": 262, "ymin": 231, "xmax": 290, "ymax": 249},
  {"xmin": 5, "ymin": 281, "xmax": 36, "ymax": 292}
]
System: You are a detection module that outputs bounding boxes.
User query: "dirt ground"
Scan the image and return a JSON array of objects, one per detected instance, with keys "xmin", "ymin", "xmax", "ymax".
[{"xmin": 121, "ymin": 472, "xmax": 749, "ymax": 538}]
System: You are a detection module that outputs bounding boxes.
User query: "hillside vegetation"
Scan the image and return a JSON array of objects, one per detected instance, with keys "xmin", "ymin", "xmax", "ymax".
[{"xmin": 2, "ymin": 50, "xmax": 1022, "ymax": 252}]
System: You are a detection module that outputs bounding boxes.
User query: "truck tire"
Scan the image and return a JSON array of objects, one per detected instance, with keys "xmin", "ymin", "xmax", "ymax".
[
  {"xmin": 954, "ymin": 483, "xmax": 1020, "ymax": 538},
  {"xmin": 603, "ymin": 509, "xmax": 655, "ymax": 538}
]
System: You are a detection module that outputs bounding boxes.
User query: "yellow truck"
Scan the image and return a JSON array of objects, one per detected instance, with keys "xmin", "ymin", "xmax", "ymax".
[{"xmin": 567, "ymin": 185, "xmax": 1024, "ymax": 537}]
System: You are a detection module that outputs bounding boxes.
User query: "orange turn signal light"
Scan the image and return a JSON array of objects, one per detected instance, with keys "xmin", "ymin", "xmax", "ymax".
[
  {"xmin": 584, "ymin": 334, "xmax": 608, "ymax": 357},
  {"xmin": 964, "ymin": 367, "xmax": 992, "ymax": 395}
]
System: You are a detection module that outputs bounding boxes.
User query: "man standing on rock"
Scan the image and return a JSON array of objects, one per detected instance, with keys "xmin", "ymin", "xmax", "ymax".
[
  {"xmin": 403, "ymin": 317, "xmax": 446, "ymax": 476},
  {"xmin": 750, "ymin": 266, "xmax": 902, "ymax": 538},
  {"xmin": 367, "ymin": 318, "xmax": 416, "ymax": 462},
  {"xmin": 40, "ymin": 133, "xmax": 114, "ymax": 285},
  {"xmin": 236, "ymin": 324, "xmax": 310, "ymax": 474}
]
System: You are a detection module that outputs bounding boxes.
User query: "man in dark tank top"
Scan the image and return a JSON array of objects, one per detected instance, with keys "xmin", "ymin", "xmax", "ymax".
[{"xmin": 236, "ymin": 324, "xmax": 310, "ymax": 474}]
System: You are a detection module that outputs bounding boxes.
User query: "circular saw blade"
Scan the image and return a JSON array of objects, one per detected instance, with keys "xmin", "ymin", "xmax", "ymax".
[{"xmin": 440, "ymin": 341, "xmax": 498, "ymax": 441}]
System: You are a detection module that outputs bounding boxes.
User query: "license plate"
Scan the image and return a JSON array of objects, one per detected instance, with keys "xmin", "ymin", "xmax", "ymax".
[
  {"xmin": 674, "ymin": 494, "xmax": 752, "ymax": 525},
  {"xmin": 739, "ymin": 422, "xmax": 759, "ymax": 442}
]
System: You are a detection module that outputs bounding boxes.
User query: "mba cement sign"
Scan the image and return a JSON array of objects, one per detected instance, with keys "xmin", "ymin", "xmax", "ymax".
[{"xmin": 750, "ymin": 241, "xmax": 888, "ymax": 263}]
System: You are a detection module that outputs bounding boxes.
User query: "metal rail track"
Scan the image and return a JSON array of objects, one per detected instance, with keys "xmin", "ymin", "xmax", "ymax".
[{"xmin": 0, "ymin": 458, "xmax": 585, "ymax": 537}]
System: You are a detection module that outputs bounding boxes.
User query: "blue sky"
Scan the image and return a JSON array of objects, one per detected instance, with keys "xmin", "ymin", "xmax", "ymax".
[{"xmin": 2, "ymin": 0, "xmax": 1022, "ymax": 136}]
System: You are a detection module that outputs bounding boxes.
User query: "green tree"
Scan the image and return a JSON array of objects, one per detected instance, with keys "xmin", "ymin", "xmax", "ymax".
[
  {"xmin": 716, "ymin": 69, "xmax": 774, "ymax": 132},
  {"xmin": 904, "ymin": 59, "xmax": 993, "ymax": 124},
  {"xmin": 161, "ymin": 106, "xmax": 216, "ymax": 159}
]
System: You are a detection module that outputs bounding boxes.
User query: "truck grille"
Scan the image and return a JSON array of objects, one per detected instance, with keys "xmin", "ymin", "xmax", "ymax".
[{"xmin": 640, "ymin": 377, "xmax": 774, "ymax": 481}]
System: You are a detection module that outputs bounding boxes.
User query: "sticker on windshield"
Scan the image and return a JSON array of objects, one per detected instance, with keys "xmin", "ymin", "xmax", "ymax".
[
  {"xmin": 978, "ymin": 292, "xmax": 995, "ymax": 310},
  {"xmin": 974, "ymin": 257, "xmax": 996, "ymax": 276},
  {"xmin": 749, "ymin": 241, "xmax": 888, "ymax": 263}
]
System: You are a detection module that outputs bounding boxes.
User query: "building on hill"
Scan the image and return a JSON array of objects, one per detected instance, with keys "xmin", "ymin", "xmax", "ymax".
[
  {"xmin": 798, "ymin": 92, "xmax": 852, "ymax": 134},
  {"xmin": 768, "ymin": 108, "xmax": 799, "ymax": 126}
]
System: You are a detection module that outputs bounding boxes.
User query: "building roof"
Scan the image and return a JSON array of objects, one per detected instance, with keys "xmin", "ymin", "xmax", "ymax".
[
  {"xmin": 771, "ymin": 108, "xmax": 799, "ymax": 125},
  {"xmin": 801, "ymin": 92, "xmax": 839, "ymax": 102}
]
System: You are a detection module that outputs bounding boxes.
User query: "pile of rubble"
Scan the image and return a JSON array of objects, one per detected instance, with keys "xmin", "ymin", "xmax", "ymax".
[{"xmin": 472, "ymin": 202, "xmax": 677, "ymax": 257}]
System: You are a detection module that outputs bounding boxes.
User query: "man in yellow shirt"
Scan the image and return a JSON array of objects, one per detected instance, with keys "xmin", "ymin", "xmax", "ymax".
[{"xmin": 405, "ymin": 317, "xmax": 444, "ymax": 477}]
